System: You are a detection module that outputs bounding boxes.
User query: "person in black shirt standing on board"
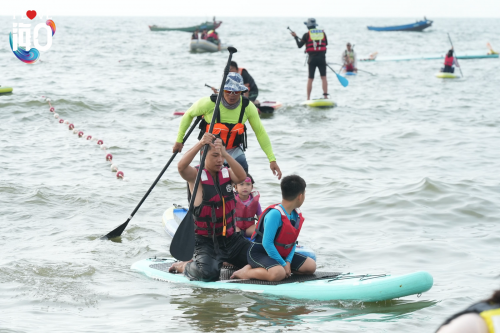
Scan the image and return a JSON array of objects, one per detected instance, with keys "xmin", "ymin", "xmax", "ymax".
[
  {"xmin": 290, "ymin": 18, "xmax": 328, "ymax": 100},
  {"xmin": 230, "ymin": 61, "xmax": 259, "ymax": 105}
]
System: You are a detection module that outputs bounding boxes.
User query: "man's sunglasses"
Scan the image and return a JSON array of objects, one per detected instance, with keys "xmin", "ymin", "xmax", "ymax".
[{"xmin": 224, "ymin": 90, "xmax": 242, "ymax": 95}]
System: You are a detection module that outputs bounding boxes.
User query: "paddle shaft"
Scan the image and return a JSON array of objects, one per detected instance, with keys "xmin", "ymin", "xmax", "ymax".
[
  {"xmin": 170, "ymin": 47, "xmax": 238, "ymax": 260},
  {"xmin": 100, "ymin": 116, "xmax": 202, "ymax": 240},
  {"xmin": 448, "ymin": 33, "xmax": 464, "ymax": 78}
]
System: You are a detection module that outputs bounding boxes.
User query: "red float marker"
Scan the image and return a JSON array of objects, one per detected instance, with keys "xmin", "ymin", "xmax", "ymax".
[
  {"xmin": 116, "ymin": 171, "xmax": 124, "ymax": 179},
  {"xmin": 97, "ymin": 140, "xmax": 103, "ymax": 145},
  {"xmin": 78, "ymin": 131, "xmax": 84, "ymax": 137},
  {"xmin": 50, "ymin": 107, "xmax": 55, "ymax": 112},
  {"xmin": 106, "ymin": 153, "xmax": 113, "ymax": 161},
  {"xmin": 86, "ymin": 135, "xmax": 92, "ymax": 140},
  {"xmin": 59, "ymin": 119, "xmax": 64, "ymax": 123},
  {"xmin": 69, "ymin": 124, "xmax": 74, "ymax": 130}
]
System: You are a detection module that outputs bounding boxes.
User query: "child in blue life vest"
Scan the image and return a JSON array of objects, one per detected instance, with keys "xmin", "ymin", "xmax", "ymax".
[
  {"xmin": 230, "ymin": 175, "xmax": 316, "ymax": 281},
  {"xmin": 234, "ymin": 174, "xmax": 262, "ymax": 237}
]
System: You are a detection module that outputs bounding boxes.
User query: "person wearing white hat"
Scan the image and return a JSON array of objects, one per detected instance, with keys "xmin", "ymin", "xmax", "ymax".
[
  {"xmin": 290, "ymin": 18, "xmax": 329, "ymax": 100},
  {"xmin": 173, "ymin": 72, "xmax": 282, "ymax": 180}
]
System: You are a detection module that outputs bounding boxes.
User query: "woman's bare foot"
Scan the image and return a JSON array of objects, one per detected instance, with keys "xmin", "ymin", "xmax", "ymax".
[
  {"xmin": 168, "ymin": 260, "xmax": 192, "ymax": 273},
  {"xmin": 230, "ymin": 264, "xmax": 252, "ymax": 279}
]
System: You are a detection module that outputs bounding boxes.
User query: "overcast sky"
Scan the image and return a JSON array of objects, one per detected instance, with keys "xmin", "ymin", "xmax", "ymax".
[{"xmin": 4, "ymin": 0, "xmax": 500, "ymax": 17}]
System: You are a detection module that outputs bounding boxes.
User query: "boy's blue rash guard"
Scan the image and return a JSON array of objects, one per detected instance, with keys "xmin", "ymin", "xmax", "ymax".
[{"xmin": 262, "ymin": 205, "xmax": 298, "ymax": 267}]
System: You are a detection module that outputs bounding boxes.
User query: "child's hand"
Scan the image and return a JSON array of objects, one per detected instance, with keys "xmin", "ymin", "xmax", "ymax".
[{"xmin": 284, "ymin": 262, "xmax": 292, "ymax": 278}]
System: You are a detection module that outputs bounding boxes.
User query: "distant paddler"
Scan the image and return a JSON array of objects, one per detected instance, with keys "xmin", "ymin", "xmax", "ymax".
[
  {"xmin": 342, "ymin": 42, "xmax": 357, "ymax": 73},
  {"xmin": 191, "ymin": 29, "xmax": 199, "ymax": 40},
  {"xmin": 441, "ymin": 48, "xmax": 459, "ymax": 74},
  {"xmin": 229, "ymin": 61, "xmax": 259, "ymax": 106},
  {"xmin": 172, "ymin": 72, "xmax": 282, "ymax": 179},
  {"xmin": 290, "ymin": 18, "xmax": 329, "ymax": 100}
]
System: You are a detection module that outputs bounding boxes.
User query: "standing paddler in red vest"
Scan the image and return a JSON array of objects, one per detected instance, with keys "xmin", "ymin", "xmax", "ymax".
[
  {"xmin": 234, "ymin": 173, "xmax": 262, "ymax": 237},
  {"xmin": 290, "ymin": 18, "xmax": 329, "ymax": 100},
  {"xmin": 231, "ymin": 175, "xmax": 316, "ymax": 281},
  {"xmin": 169, "ymin": 133, "xmax": 251, "ymax": 281},
  {"xmin": 441, "ymin": 48, "xmax": 458, "ymax": 74},
  {"xmin": 172, "ymin": 72, "xmax": 282, "ymax": 179}
]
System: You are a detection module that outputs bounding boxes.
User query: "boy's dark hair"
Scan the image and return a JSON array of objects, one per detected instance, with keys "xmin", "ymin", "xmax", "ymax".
[
  {"xmin": 281, "ymin": 175, "xmax": 306, "ymax": 201},
  {"xmin": 230, "ymin": 61, "xmax": 238, "ymax": 69},
  {"xmin": 447, "ymin": 49, "xmax": 453, "ymax": 57}
]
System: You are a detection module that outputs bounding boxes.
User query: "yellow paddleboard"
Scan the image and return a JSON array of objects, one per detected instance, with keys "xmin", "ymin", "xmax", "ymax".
[
  {"xmin": 302, "ymin": 99, "xmax": 336, "ymax": 108},
  {"xmin": 0, "ymin": 86, "xmax": 13, "ymax": 94},
  {"xmin": 435, "ymin": 73, "xmax": 459, "ymax": 79}
]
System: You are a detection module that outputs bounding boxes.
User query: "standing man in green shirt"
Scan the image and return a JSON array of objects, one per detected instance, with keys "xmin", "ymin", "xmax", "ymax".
[{"xmin": 172, "ymin": 72, "xmax": 282, "ymax": 179}]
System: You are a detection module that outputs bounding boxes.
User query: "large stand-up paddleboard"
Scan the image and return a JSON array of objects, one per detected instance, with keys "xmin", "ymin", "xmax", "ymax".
[
  {"xmin": 162, "ymin": 206, "xmax": 316, "ymax": 260},
  {"xmin": 302, "ymin": 99, "xmax": 336, "ymax": 108},
  {"xmin": 435, "ymin": 72, "xmax": 460, "ymax": 79},
  {"xmin": 258, "ymin": 101, "xmax": 282, "ymax": 115},
  {"xmin": 131, "ymin": 257, "xmax": 433, "ymax": 302}
]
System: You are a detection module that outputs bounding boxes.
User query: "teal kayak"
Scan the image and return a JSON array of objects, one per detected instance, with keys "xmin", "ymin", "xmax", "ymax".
[
  {"xmin": 162, "ymin": 205, "xmax": 317, "ymax": 260},
  {"xmin": 131, "ymin": 257, "xmax": 434, "ymax": 302}
]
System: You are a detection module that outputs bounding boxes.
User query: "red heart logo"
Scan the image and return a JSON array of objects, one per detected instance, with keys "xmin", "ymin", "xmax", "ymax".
[{"xmin": 26, "ymin": 10, "xmax": 37, "ymax": 20}]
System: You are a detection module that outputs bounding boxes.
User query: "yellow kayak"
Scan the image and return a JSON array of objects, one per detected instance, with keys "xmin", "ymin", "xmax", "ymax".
[
  {"xmin": 435, "ymin": 72, "xmax": 460, "ymax": 79},
  {"xmin": 0, "ymin": 86, "xmax": 13, "ymax": 94},
  {"xmin": 302, "ymin": 99, "xmax": 336, "ymax": 108}
]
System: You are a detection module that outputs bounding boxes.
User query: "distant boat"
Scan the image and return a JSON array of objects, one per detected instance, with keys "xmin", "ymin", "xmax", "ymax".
[
  {"xmin": 149, "ymin": 21, "xmax": 222, "ymax": 32},
  {"xmin": 367, "ymin": 18, "xmax": 433, "ymax": 32}
]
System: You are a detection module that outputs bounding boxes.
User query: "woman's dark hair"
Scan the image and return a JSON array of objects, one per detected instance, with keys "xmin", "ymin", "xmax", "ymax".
[
  {"xmin": 487, "ymin": 290, "xmax": 500, "ymax": 303},
  {"xmin": 281, "ymin": 175, "xmax": 306, "ymax": 201},
  {"xmin": 230, "ymin": 61, "xmax": 238, "ymax": 69},
  {"xmin": 447, "ymin": 49, "xmax": 453, "ymax": 57}
]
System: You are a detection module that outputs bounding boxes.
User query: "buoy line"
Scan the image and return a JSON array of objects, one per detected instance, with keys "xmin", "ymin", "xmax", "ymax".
[{"xmin": 42, "ymin": 96, "xmax": 126, "ymax": 180}]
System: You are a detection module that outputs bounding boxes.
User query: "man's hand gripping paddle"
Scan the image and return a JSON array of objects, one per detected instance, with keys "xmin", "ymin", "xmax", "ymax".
[
  {"xmin": 287, "ymin": 27, "xmax": 348, "ymax": 88},
  {"xmin": 170, "ymin": 47, "xmax": 238, "ymax": 261},
  {"xmin": 99, "ymin": 116, "xmax": 202, "ymax": 240}
]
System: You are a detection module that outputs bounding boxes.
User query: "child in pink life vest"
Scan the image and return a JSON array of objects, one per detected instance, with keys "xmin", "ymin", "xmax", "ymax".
[{"xmin": 234, "ymin": 174, "xmax": 262, "ymax": 237}]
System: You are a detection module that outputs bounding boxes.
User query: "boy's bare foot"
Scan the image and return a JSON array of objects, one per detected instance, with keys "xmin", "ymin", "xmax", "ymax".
[
  {"xmin": 168, "ymin": 260, "xmax": 191, "ymax": 273},
  {"xmin": 230, "ymin": 264, "xmax": 252, "ymax": 279}
]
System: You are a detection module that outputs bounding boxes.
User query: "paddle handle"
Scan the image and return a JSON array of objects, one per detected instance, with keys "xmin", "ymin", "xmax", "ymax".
[{"xmin": 447, "ymin": 33, "xmax": 464, "ymax": 78}]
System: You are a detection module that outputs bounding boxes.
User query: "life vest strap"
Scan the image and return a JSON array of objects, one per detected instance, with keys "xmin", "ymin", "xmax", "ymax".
[
  {"xmin": 275, "ymin": 241, "xmax": 297, "ymax": 249},
  {"xmin": 235, "ymin": 217, "xmax": 257, "ymax": 222}
]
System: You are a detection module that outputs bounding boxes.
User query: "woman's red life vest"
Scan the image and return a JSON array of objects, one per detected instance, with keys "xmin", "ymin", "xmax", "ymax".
[
  {"xmin": 197, "ymin": 94, "xmax": 249, "ymax": 150},
  {"xmin": 235, "ymin": 192, "xmax": 260, "ymax": 230},
  {"xmin": 444, "ymin": 54, "xmax": 454, "ymax": 66},
  {"xmin": 306, "ymin": 30, "xmax": 327, "ymax": 53},
  {"xmin": 251, "ymin": 204, "xmax": 304, "ymax": 257},
  {"xmin": 193, "ymin": 166, "xmax": 236, "ymax": 237}
]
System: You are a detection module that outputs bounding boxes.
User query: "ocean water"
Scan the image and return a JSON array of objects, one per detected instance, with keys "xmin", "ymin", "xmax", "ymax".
[{"xmin": 1, "ymin": 16, "xmax": 500, "ymax": 332}]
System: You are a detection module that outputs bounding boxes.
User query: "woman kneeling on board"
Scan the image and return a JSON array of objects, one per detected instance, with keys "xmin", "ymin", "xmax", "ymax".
[
  {"xmin": 441, "ymin": 49, "xmax": 458, "ymax": 73},
  {"xmin": 231, "ymin": 175, "xmax": 316, "ymax": 281}
]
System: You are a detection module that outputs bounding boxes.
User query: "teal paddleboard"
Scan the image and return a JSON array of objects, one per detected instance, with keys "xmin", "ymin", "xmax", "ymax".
[
  {"xmin": 131, "ymin": 257, "xmax": 433, "ymax": 302},
  {"xmin": 162, "ymin": 205, "xmax": 317, "ymax": 260}
]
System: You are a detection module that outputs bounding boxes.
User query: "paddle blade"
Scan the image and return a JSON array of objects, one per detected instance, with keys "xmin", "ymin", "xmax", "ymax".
[
  {"xmin": 170, "ymin": 212, "xmax": 195, "ymax": 261},
  {"xmin": 100, "ymin": 221, "xmax": 129, "ymax": 240},
  {"xmin": 227, "ymin": 46, "xmax": 237, "ymax": 54},
  {"xmin": 336, "ymin": 73, "xmax": 349, "ymax": 87}
]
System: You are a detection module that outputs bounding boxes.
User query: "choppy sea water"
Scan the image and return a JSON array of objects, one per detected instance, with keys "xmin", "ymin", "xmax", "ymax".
[{"xmin": 1, "ymin": 16, "xmax": 500, "ymax": 332}]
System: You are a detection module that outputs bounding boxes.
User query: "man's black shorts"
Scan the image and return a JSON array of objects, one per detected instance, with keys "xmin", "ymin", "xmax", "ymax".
[
  {"xmin": 184, "ymin": 232, "xmax": 251, "ymax": 282},
  {"xmin": 308, "ymin": 55, "xmax": 327, "ymax": 79}
]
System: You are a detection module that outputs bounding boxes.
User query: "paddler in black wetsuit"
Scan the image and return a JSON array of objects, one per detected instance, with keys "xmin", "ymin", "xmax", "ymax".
[
  {"xmin": 290, "ymin": 18, "xmax": 328, "ymax": 100},
  {"xmin": 229, "ymin": 61, "xmax": 259, "ymax": 106}
]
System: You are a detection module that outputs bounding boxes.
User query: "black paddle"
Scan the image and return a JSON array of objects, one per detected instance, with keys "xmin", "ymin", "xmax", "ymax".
[
  {"xmin": 170, "ymin": 46, "xmax": 238, "ymax": 261},
  {"xmin": 99, "ymin": 116, "xmax": 202, "ymax": 240}
]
